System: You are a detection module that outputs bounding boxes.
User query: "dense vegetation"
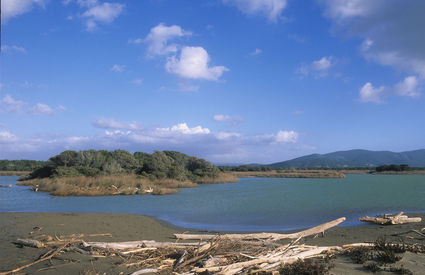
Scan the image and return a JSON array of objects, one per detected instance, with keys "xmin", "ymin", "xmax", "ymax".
[
  {"xmin": 18, "ymin": 150, "xmax": 237, "ymax": 196},
  {"xmin": 375, "ymin": 164, "xmax": 410, "ymax": 172},
  {"xmin": 269, "ymin": 149, "xmax": 425, "ymax": 168},
  {"xmin": 0, "ymin": 160, "xmax": 46, "ymax": 171},
  {"xmin": 27, "ymin": 150, "xmax": 220, "ymax": 181}
]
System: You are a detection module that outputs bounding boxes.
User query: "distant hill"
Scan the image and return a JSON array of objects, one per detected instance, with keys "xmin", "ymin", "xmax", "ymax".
[{"xmin": 269, "ymin": 149, "xmax": 425, "ymax": 168}]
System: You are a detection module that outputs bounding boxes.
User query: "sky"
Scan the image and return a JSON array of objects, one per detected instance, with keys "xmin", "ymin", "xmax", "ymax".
[{"xmin": 0, "ymin": 0, "xmax": 424, "ymax": 164}]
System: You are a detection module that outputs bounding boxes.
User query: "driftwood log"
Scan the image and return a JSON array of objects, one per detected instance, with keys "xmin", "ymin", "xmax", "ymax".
[
  {"xmin": 174, "ymin": 217, "xmax": 346, "ymax": 241},
  {"xmin": 359, "ymin": 212, "xmax": 421, "ymax": 225}
]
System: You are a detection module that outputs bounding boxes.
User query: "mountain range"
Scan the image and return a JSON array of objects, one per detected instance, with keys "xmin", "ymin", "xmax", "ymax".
[{"xmin": 269, "ymin": 149, "xmax": 425, "ymax": 168}]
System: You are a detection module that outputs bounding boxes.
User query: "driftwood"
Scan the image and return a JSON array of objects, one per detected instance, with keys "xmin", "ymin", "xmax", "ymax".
[
  {"xmin": 82, "ymin": 240, "xmax": 206, "ymax": 250},
  {"xmin": 14, "ymin": 238, "xmax": 45, "ymax": 248},
  {"xmin": 174, "ymin": 217, "xmax": 346, "ymax": 241},
  {"xmin": 5, "ymin": 217, "xmax": 383, "ymax": 274},
  {"xmin": 0, "ymin": 242, "xmax": 69, "ymax": 275},
  {"xmin": 359, "ymin": 212, "xmax": 422, "ymax": 225}
]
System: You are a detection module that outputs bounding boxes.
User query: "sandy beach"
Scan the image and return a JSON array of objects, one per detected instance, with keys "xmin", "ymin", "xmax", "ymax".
[{"xmin": 0, "ymin": 212, "xmax": 424, "ymax": 274}]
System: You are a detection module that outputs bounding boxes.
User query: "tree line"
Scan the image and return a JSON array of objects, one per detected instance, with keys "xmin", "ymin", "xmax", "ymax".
[
  {"xmin": 0, "ymin": 160, "xmax": 46, "ymax": 171},
  {"xmin": 26, "ymin": 150, "xmax": 220, "ymax": 182}
]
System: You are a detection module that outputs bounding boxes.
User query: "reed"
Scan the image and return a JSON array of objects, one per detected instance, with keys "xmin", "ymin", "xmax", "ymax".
[{"xmin": 17, "ymin": 173, "xmax": 236, "ymax": 196}]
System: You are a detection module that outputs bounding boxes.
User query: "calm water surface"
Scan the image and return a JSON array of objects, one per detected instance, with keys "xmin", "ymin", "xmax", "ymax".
[{"xmin": 1, "ymin": 175, "xmax": 424, "ymax": 231}]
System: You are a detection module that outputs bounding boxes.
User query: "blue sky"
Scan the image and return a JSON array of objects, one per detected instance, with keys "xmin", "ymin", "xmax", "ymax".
[{"xmin": 1, "ymin": 0, "xmax": 424, "ymax": 163}]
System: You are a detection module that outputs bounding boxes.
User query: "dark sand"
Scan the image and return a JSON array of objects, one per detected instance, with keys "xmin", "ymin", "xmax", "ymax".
[{"xmin": 0, "ymin": 212, "xmax": 424, "ymax": 274}]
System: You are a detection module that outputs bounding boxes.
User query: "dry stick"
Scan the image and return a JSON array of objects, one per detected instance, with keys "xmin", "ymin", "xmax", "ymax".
[
  {"xmin": 174, "ymin": 217, "xmax": 346, "ymax": 241},
  {"xmin": 0, "ymin": 242, "xmax": 70, "ymax": 275}
]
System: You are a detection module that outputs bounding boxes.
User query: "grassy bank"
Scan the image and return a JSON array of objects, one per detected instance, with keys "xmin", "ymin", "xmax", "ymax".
[
  {"xmin": 17, "ymin": 173, "xmax": 238, "ymax": 196},
  {"xmin": 228, "ymin": 169, "xmax": 346, "ymax": 178}
]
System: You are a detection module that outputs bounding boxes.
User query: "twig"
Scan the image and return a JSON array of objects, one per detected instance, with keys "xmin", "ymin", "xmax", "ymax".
[{"xmin": 0, "ymin": 242, "xmax": 70, "ymax": 275}]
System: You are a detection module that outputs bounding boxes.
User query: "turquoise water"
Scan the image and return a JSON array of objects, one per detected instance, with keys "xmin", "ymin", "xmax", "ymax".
[{"xmin": 1, "ymin": 175, "xmax": 424, "ymax": 231}]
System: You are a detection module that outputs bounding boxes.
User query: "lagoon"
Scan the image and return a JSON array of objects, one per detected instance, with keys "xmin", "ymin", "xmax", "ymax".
[{"xmin": 1, "ymin": 175, "xmax": 424, "ymax": 231}]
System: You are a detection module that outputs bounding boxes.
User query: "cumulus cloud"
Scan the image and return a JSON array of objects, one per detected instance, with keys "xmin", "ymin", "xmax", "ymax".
[
  {"xmin": 213, "ymin": 114, "xmax": 243, "ymax": 126},
  {"xmin": 92, "ymin": 117, "xmax": 144, "ymax": 131},
  {"xmin": 275, "ymin": 130, "xmax": 298, "ymax": 143},
  {"xmin": 144, "ymin": 23, "xmax": 192, "ymax": 56},
  {"xmin": 297, "ymin": 56, "xmax": 336, "ymax": 78},
  {"xmin": 29, "ymin": 103, "xmax": 54, "ymax": 115},
  {"xmin": 359, "ymin": 82, "xmax": 385, "ymax": 103},
  {"xmin": 79, "ymin": 1, "xmax": 125, "ymax": 31},
  {"xmin": 1, "ymin": 45, "xmax": 27, "ymax": 54},
  {"xmin": 110, "ymin": 64, "xmax": 125, "ymax": 72},
  {"xmin": 359, "ymin": 76, "xmax": 422, "ymax": 103},
  {"xmin": 1, "ymin": 0, "xmax": 46, "ymax": 23},
  {"xmin": 1, "ymin": 95, "xmax": 26, "ymax": 113},
  {"xmin": 223, "ymin": 0, "xmax": 287, "ymax": 22},
  {"xmin": 157, "ymin": 123, "xmax": 210, "ymax": 135},
  {"xmin": 166, "ymin": 46, "xmax": 229, "ymax": 81},
  {"xmin": 320, "ymin": 0, "xmax": 425, "ymax": 77},
  {"xmin": 394, "ymin": 76, "xmax": 420, "ymax": 97},
  {"xmin": 0, "ymin": 120, "xmax": 304, "ymax": 163}
]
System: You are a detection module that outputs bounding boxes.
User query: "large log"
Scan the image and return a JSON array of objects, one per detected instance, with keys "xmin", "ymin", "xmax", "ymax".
[
  {"xmin": 82, "ymin": 240, "xmax": 206, "ymax": 250},
  {"xmin": 359, "ymin": 212, "xmax": 422, "ymax": 225},
  {"xmin": 174, "ymin": 217, "xmax": 346, "ymax": 241}
]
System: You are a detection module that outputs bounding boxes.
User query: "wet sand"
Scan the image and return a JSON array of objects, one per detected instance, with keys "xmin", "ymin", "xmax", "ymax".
[{"xmin": 0, "ymin": 212, "xmax": 424, "ymax": 274}]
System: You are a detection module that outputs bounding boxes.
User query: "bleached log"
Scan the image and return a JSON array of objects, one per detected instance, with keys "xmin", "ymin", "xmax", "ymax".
[
  {"xmin": 194, "ymin": 246, "xmax": 340, "ymax": 273},
  {"xmin": 174, "ymin": 217, "xmax": 346, "ymax": 241},
  {"xmin": 82, "ymin": 240, "xmax": 205, "ymax": 250},
  {"xmin": 14, "ymin": 239, "xmax": 45, "ymax": 248},
  {"xmin": 359, "ymin": 212, "xmax": 421, "ymax": 225}
]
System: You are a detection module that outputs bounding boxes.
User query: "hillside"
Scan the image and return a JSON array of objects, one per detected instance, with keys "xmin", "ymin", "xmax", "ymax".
[{"xmin": 269, "ymin": 149, "xmax": 425, "ymax": 168}]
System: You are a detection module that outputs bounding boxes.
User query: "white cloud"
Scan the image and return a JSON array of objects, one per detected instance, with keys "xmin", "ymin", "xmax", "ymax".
[
  {"xmin": 223, "ymin": 0, "xmax": 287, "ymax": 22},
  {"xmin": 110, "ymin": 64, "xmax": 125, "ymax": 72},
  {"xmin": 250, "ymin": 48, "xmax": 262, "ymax": 56},
  {"xmin": 297, "ymin": 56, "xmax": 336, "ymax": 78},
  {"xmin": 1, "ymin": 95, "xmax": 26, "ymax": 113},
  {"xmin": 213, "ymin": 114, "xmax": 243, "ymax": 126},
  {"xmin": 359, "ymin": 76, "xmax": 422, "ymax": 103},
  {"xmin": 1, "ymin": 45, "xmax": 27, "ymax": 54},
  {"xmin": 0, "ymin": 131, "xmax": 18, "ymax": 143},
  {"xmin": 157, "ymin": 123, "xmax": 210, "ymax": 135},
  {"xmin": 321, "ymin": 0, "xmax": 425, "ymax": 77},
  {"xmin": 81, "ymin": 1, "xmax": 125, "ymax": 31},
  {"xmin": 359, "ymin": 82, "xmax": 385, "ymax": 103},
  {"xmin": 1, "ymin": 0, "xmax": 46, "ymax": 23},
  {"xmin": 145, "ymin": 23, "xmax": 192, "ymax": 56},
  {"xmin": 216, "ymin": 132, "xmax": 241, "ymax": 140},
  {"xmin": 92, "ymin": 117, "xmax": 143, "ymax": 131},
  {"xmin": 275, "ymin": 130, "xmax": 298, "ymax": 143},
  {"xmin": 166, "ymin": 46, "xmax": 229, "ymax": 81},
  {"xmin": 393, "ymin": 76, "xmax": 420, "ymax": 98},
  {"xmin": 29, "ymin": 103, "xmax": 53, "ymax": 115}
]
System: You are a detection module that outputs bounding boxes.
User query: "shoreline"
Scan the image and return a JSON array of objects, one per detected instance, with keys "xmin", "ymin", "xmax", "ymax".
[{"xmin": 1, "ymin": 212, "xmax": 424, "ymax": 274}]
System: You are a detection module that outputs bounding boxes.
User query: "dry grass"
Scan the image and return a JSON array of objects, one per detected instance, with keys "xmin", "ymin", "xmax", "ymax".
[
  {"xmin": 0, "ymin": 171, "xmax": 30, "ymax": 176},
  {"xmin": 196, "ymin": 173, "xmax": 239, "ymax": 184},
  {"xmin": 229, "ymin": 170, "xmax": 345, "ymax": 178},
  {"xmin": 17, "ymin": 173, "xmax": 237, "ymax": 197}
]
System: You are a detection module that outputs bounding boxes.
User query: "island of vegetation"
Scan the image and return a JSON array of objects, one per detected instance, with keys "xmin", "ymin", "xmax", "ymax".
[{"xmin": 18, "ymin": 150, "xmax": 237, "ymax": 196}]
